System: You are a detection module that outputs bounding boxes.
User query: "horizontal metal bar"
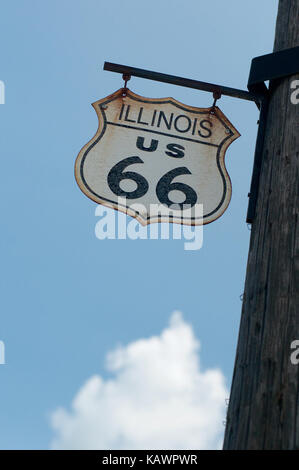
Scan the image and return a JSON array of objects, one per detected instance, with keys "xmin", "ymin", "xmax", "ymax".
[{"xmin": 104, "ymin": 62, "xmax": 261, "ymax": 104}]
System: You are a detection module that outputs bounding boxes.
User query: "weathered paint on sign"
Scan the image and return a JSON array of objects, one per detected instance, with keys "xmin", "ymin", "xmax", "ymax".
[{"xmin": 75, "ymin": 88, "xmax": 240, "ymax": 225}]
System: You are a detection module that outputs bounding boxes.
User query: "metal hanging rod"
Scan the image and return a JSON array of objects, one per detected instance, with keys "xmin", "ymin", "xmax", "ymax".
[{"xmin": 103, "ymin": 62, "xmax": 263, "ymax": 106}]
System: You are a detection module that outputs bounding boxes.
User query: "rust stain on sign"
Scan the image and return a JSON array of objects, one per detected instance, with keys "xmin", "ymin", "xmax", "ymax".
[{"xmin": 75, "ymin": 88, "xmax": 240, "ymax": 225}]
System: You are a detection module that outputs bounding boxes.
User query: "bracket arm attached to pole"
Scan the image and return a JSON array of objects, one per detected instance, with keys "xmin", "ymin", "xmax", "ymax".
[{"xmin": 103, "ymin": 62, "xmax": 262, "ymax": 106}]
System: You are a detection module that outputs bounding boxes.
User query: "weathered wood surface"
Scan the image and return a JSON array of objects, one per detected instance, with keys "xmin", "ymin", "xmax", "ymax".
[{"xmin": 223, "ymin": 0, "xmax": 299, "ymax": 449}]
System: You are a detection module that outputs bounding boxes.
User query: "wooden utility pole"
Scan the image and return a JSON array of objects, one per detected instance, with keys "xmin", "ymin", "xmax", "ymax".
[{"xmin": 223, "ymin": 0, "xmax": 299, "ymax": 449}]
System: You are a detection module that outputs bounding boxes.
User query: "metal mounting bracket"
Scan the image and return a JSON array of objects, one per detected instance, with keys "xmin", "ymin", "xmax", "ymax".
[
  {"xmin": 104, "ymin": 61, "xmax": 262, "ymax": 105},
  {"xmin": 246, "ymin": 46, "xmax": 299, "ymax": 223}
]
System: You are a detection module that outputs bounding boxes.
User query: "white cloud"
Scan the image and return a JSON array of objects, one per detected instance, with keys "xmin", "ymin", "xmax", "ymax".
[{"xmin": 50, "ymin": 312, "xmax": 228, "ymax": 450}]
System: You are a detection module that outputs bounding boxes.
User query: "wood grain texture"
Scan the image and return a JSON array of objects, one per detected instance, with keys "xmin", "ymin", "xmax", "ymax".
[{"xmin": 223, "ymin": 0, "xmax": 299, "ymax": 449}]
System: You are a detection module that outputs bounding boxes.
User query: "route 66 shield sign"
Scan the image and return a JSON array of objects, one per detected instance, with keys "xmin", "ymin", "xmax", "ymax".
[{"xmin": 75, "ymin": 88, "xmax": 240, "ymax": 225}]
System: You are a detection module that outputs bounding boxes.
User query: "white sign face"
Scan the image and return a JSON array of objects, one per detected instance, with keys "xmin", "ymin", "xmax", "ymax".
[{"xmin": 75, "ymin": 88, "xmax": 240, "ymax": 225}]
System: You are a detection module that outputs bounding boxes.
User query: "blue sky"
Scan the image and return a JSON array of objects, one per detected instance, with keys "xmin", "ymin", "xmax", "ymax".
[{"xmin": 0, "ymin": 0, "xmax": 278, "ymax": 449}]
